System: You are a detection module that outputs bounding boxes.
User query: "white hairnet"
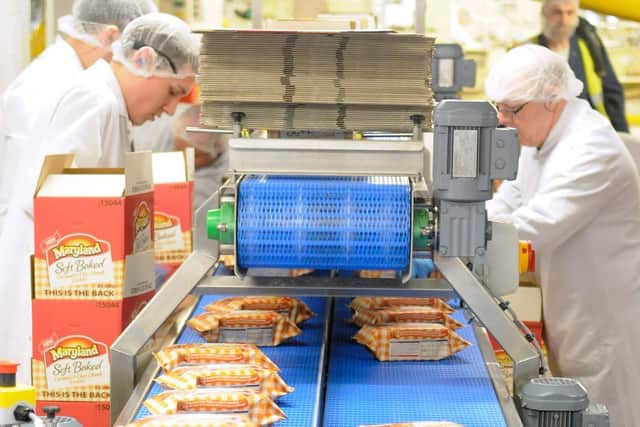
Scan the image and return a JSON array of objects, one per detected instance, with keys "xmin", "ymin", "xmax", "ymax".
[
  {"xmin": 485, "ymin": 44, "xmax": 583, "ymax": 104},
  {"xmin": 112, "ymin": 13, "xmax": 200, "ymax": 79},
  {"xmin": 58, "ymin": 0, "xmax": 157, "ymax": 48}
]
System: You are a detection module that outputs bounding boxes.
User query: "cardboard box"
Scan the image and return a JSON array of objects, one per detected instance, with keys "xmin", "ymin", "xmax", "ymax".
[
  {"xmin": 31, "ymin": 292, "xmax": 153, "ymax": 424},
  {"xmin": 152, "ymin": 149, "xmax": 194, "ymax": 271},
  {"xmin": 32, "ymin": 153, "xmax": 155, "ymax": 300}
]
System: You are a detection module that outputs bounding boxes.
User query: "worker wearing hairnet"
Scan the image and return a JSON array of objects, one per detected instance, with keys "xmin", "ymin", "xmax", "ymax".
[
  {"xmin": 486, "ymin": 44, "xmax": 640, "ymax": 426},
  {"xmin": 0, "ymin": 0, "xmax": 157, "ymax": 238},
  {"xmin": 0, "ymin": 12, "xmax": 199, "ymax": 384}
]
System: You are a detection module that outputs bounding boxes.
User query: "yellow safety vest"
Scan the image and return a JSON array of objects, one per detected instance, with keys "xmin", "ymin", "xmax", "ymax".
[{"xmin": 577, "ymin": 38, "xmax": 607, "ymax": 116}]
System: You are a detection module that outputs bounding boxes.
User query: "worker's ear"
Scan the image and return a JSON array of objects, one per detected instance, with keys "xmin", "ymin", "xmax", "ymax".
[
  {"xmin": 96, "ymin": 25, "xmax": 120, "ymax": 47},
  {"xmin": 131, "ymin": 46, "xmax": 157, "ymax": 73}
]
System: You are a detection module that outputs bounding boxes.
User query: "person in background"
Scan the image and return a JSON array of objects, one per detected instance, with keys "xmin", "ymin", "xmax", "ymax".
[
  {"xmin": 532, "ymin": 0, "xmax": 629, "ymax": 132},
  {"xmin": 172, "ymin": 103, "xmax": 229, "ymax": 210},
  {"xmin": 0, "ymin": 12, "xmax": 199, "ymax": 384},
  {"xmin": 486, "ymin": 44, "xmax": 640, "ymax": 426},
  {"xmin": 0, "ymin": 0, "xmax": 157, "ymax": 238}
]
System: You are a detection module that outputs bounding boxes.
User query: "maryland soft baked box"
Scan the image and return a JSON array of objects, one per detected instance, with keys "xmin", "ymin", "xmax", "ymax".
[
  {"xmin": 31, "ymin": 152, "xmax": 155, "ymax": 427},
  {"xmin": 32, "ymin": 152, "xmax": 155, "ymax": 301}
]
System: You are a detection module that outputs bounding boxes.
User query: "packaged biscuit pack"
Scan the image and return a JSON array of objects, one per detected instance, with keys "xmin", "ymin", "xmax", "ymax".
[
  {"xmin": 205, "ymin": 296, "xmax": 315, "ymax": 324},
  {"xmin": 154, "ymin": 343, "xmax": 279, "ymax": 372},
  {"xmin": 349, "ymin": 297, "xmax": 454, "ymax": 313},
  {"xmin": 354, "ymin": 323, "xmax": 471, "ymax": 361},
  {"xmin": 187, "ymin": 310, "xmax": 301, "ymax": 346},
  {"xmin": 123, "ymin": 414, "xmax": 259, "ymax": 427},
  {"xmin": 360, "ymin": 423, "xmax": 464, "ymax": 427},
  {"xmin": 155, "ymin": 364, "xmax": 294, "ymax": 398},
  {"xmin": 352, "ymin": 307, "xmax": 463, "ymax": 329},
  {"xmin": 143, "ymin": 389, "xmax": 286, "ymax": 425}
]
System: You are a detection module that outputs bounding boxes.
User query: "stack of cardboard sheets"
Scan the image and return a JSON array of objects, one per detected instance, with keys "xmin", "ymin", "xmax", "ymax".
[{"xmin": 198, "ymin": 30, "xmax": 435, "ymax": 131}]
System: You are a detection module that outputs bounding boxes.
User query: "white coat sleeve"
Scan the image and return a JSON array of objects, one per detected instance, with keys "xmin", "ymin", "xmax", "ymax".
[
  {"xmin": 486, "ymin": 179, "xmax": 522, "ymax": 223},
  {"xmin": 510, "ymin": 139, "xmax": 628, "ymax": 252}
]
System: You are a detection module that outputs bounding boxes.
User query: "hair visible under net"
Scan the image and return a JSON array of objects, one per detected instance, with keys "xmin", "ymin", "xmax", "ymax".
[
  {"xmin": 112, "ymin": 12, "xmax": 199, "ymax": 79},
  {"xmin": 485, "ymin": 44, "xmax": 583, "ymax": 104}
]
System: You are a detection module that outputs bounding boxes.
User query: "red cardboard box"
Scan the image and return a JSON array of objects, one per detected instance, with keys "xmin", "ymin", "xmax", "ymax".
[
  {"xmin": 152, "ymin": 149, "xmax": 194, "ymax": 272},
  {"xmin": 30, "ymin": 153, "xmax": 156, "ymax": 426},
  {"xmin": 32, "ymin": 153, "xmax": 155, "ymax": 300}
]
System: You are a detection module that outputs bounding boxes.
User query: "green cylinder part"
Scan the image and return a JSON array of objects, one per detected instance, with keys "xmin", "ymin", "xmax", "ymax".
[
  {"xmin": 207, "ymin": 202, "xmax": 235, "ymax": 244},
  {"xmin": 413, "ymin": 208, "xmax": 431, "ymax": 250}
]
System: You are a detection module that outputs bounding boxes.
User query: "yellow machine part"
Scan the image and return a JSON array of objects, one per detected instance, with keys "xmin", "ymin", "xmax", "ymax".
[
  {"xmin": 0, "ymin": 385, "xmax": 36, "ymax": 409},
  {"xmin": 580, "ymin": 0, "xmax": 640, "ymax": 22}
]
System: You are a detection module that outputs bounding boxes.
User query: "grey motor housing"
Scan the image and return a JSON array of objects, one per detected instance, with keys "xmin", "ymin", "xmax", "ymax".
[
  {"xmin": 521, "ymin": 377, "xmax": 609, "ymax": 427},
  {"xmin": 432, "ymin": 100, "xmax": 519, "ymax": 261},
  {"xmin": 431, "ymin": 43, "xmax": 476, "ymax": 101}
]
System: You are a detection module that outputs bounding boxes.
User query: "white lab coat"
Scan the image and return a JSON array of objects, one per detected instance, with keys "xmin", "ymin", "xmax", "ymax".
[
  {"xmin": 0, "ymin": 59, "xmax": 131, "ymax": 384},
  {"xmin": 0, "ymin": 37, "xmax": 83, "ymax": 237},
  {"xmin": 487, "ymin": 98, "xmax": 640, "ymax": 427}
]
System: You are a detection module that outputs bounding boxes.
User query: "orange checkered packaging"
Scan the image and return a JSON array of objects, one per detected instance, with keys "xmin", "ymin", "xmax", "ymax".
[
  {"xmin": 352, "ymin": 307, "xmax": 464, "ymax": 329},
  {"xmin": 154, "ymin": 364, "xmax": 294, "ymax": 398},
  {"xmin": 360, "ymin": 423, "xmax": 464, "ymax": 427},
  {"xmin": 354, "ymin": 323, "xmax": 471, "ymax": 361},
  {"xmin": 123, "ymin": 414, "xmax": 259, "ymax": 427},
  {"xmin": 154, "ymin": 343, "xmax": 279, "ymax": 372},
  {"xmin": 350, "ymin": 297, "xmax": 454, "ymax": 313},
  {"xmin": 187, "ymin": 310, "xmax": 301, "ymax": 346},
  {"xmin": 204, "ymin": 296, "xmax": 315, "ymax": 324},
  {"xmin": 143, "ymin": 389, "xmax": 286, "ymax": 425}
]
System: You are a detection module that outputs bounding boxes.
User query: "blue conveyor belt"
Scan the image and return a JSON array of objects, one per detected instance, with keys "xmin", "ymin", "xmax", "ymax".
[
  {"xmin": 322, "ymin": 299, "xmax": 508, "ymax": 427},
  {"xmin": 237, "ymin": 175, "xmax": 411, "ymax": 271},
  {"xmin": 132, "ymin": 295, "xmax": 328, "ymax": 427}
]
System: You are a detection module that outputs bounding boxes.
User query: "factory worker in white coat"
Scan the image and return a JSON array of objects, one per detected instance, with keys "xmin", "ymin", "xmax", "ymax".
[
  {"xmin": 0, "ymin": 12, "xmax": 199, "ymax": 384},
  {"xmin": 485, "ymin": 44, "xmax": 640, "ymax": 427},
  {"xmin": 0, "ymin": 0, "xmax": 157, "ymax": 238}
]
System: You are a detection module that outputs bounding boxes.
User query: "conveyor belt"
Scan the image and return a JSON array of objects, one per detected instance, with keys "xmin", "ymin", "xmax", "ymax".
[
  {"xmin": 132, "ymin": 295, "xmax": 329, "ymax": 427},
  {"xmin": 322, "ymin": 299, "xmax": 508, "ymax": 427}
]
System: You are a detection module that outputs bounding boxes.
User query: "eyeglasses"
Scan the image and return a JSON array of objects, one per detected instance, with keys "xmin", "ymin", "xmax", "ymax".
[{"xmin": 493, "ymin": 102, "xmax": 528, "ymax": 118}]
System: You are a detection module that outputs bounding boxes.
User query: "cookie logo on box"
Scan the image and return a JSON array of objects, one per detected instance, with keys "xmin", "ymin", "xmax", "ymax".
[
  {"xmin": 154, "ymin": 211, "xmax": 184, "ymax": 251},
  {"xmin": 45, "ymin": 233, "xmax": 115, "ymax": 288},
  {"xmin": 133, "ymin": 201, "xmax": 152, "ymax": 253},
  {"xmin": 43, "ymin": 335, "xmax": 110, "ymax": 389}
]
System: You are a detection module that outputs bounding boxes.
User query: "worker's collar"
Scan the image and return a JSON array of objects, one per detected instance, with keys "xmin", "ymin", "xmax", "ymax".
[
  {"xmin": 537, "ymin": 99, "xmax": 576, "ymax": 157},
  {"xmin": 56, "ymin": 36, "xmax": 84, "ymax": 71}
]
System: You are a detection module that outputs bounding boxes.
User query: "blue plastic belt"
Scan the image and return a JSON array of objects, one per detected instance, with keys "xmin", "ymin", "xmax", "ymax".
[
  {"xmin": 322, "ymin": 299, "xmax": 508, "ymax": 427},
  {"xmin": 237, "ymin": 175, "xmax": 411, "ymax": 271}
]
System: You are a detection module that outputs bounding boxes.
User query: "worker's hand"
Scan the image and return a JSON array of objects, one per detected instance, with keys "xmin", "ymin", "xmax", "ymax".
[
  {"xmin": 175, "ymin": 136, "xmax": 217, "ymax": 168},
  {"xmin": 412, "ymin": 258, "xmax": 434, "ymax": 278}
]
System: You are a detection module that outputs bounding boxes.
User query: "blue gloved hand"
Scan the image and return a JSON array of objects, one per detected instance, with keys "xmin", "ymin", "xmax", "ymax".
[{"xmin": 412, "ymin": 258, "xmax": 434, "ymax": 278}]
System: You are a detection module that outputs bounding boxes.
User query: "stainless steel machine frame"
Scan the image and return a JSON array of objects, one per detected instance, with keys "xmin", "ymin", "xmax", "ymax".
[{"xmin": 111, "ymin": 137, "xmax": 540, "ymax": 426}]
